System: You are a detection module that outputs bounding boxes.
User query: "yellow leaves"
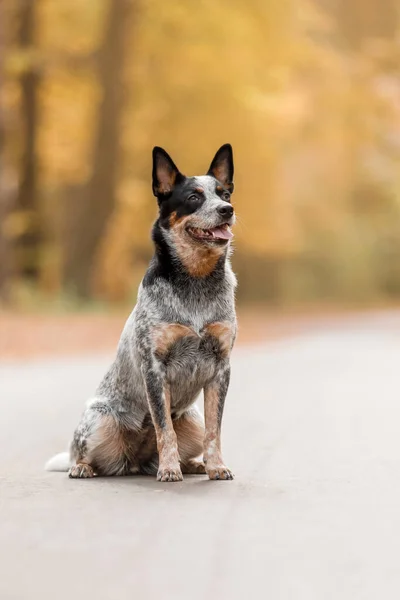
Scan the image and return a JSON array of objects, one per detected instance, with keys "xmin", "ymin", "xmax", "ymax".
[
  {"xmin": 93, "ymin": 180, "xmax": 153, "ymax": 302},
  {"xmin": 244, "ymin": 85, "xmax": 308, "ymax": 128},
  {"xmin": 5, "ymin": 48, "xmax": 43, "ymax": 77},
  {"xmin": 37, "ymin": 0, "xmax": 107, "ymax": 55},
  {"xmin": 39, "ymin": 72, "xmax": 100, "ymax": 185},
  {"xmin": 1, "ymin": 210, "xmax": 37, "ymax": 240},
  {"xmin": 4, "ymin": 0, "xmax": 400, "ymax": 302}
]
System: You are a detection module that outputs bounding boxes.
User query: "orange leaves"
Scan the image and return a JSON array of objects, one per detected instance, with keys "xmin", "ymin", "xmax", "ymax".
[{"xmin": 4, "ymin": 0, "xmax": 400, "ymax": 303}]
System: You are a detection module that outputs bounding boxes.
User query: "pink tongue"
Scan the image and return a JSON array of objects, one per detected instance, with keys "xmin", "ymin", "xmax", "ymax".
[{"xmin": 211, "ymin": 226, "xmax": 233, "ymax": 240}]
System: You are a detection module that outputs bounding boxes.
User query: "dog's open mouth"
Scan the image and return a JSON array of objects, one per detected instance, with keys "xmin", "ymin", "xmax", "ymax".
[{"xmin": 187, "ymin": 224, "xmax": 233, "ymax": 243}]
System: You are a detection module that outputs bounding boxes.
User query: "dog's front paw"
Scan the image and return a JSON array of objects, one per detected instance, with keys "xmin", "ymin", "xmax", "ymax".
[
  {"xmin": 69, "ymin": 463, "xmax": 95, "ymax": 479},
  {"xmin": 206, "ymin": 465, "xmax": 234, "ymax": 481},
  {"xmin": 157, "ymin": 465, "xmax": 183, "ymax": 482}
]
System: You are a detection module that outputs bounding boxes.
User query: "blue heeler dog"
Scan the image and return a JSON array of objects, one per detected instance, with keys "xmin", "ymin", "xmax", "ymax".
[{"xmin": 46, "ymin": 144, "xmax": 237, "ymax": 482}]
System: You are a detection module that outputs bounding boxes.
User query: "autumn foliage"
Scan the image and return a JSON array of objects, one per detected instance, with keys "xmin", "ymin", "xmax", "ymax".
[{"xmin": 1, "ymin": 0, "xmax": 399, "ymax": 306}]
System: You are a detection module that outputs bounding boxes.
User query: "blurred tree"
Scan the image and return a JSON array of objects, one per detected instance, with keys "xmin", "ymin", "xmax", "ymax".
[
  {"xmin": 0, "ymin": 4, "xmax": 11, "ymax": 301},
  {"xmin": 63, "ymin": 0, "xmax": 132, "ymax": 298},
  {"xmin": 15, "ymin": 0, "xmax": 41, "ymax": 281},
  {"xmin": 0, "ymin": 1, "xmax": 18, "ymax": 303}
]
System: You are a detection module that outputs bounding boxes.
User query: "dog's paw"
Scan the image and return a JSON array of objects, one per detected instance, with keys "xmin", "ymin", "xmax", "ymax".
[
  {"xmin": 69, "ymin": 463, "xmax": 95, "ymax": 479},
  {"xmin": 207, "ymin": 466, "xmax": 234, "ymax": 481},
  {"xmin": 157, "ymin": 466, "xmax": 183, "ymax": 482}
]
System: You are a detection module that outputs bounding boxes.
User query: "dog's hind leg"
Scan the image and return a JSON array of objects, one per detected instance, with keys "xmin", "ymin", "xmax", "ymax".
[
  {"xmin": 175, "ymin": 406, "xmax": 206, "ymax": 475},
  {"xmin": 67, "ymin": 407, "xmax": 99, "ymax": 478},
  {"xmin": 69, "ymin": 402, "xmax": 137, "ymax": 478}
]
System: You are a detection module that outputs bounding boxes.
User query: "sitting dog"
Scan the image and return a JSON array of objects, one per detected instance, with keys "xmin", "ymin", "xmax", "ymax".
[{"xmin": 46, "ymin": 144, "xmax": 237, "ymax": 482}]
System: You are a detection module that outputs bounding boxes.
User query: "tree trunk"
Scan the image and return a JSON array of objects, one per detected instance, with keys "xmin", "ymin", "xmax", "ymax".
[
  {"xmin": 0, "ymin": 1, "xmax": 17, "ymax": 303},
  {"xmin": 16, "ymin": 0, "xmax": 41, "ymax": 280},
  {"xmin": 63, "ymin": 0, "xmax": 131, "ymax": 299}
]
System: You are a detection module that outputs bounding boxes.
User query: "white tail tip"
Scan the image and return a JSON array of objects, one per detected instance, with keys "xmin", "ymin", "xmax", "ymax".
[{"xmin": 45, "ymin": 452, "xmax": 71, "ymax": 472}]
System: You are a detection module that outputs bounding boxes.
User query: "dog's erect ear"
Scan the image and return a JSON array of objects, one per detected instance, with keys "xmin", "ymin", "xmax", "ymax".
[
  {"xmin": 152, "ymin": 147, "xmax": 184, "ymax": 197},
  {"xmin": 207, "ymin": 144, "xmax": 234, "ymax": 192}
]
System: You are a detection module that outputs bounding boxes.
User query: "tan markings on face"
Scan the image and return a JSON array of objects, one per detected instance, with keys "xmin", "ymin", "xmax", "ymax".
[
  {"xmin": 153, "ymin": 323, "xmax": 198, "ymax": 357},
  {"xmin": 194, "ymin": 187, "xmax": 204, "ymax": 194},
  {"xmin": 216, "ymin": 185, "xmax": 223, "ymax": 193},
  {"xmin": 169, "ymin": 213, "xmax": 225, "ymax": 278},
  {"xmin": 169, "ymin": 210, "xmax": 187, "ymax": 228},
  {"xmin": 204, "ymin": 322, "xmax": 235, "ymax": 358}
]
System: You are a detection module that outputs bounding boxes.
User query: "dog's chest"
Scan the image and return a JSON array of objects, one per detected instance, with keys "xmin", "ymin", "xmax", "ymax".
[{"xmin": 153, "ymin": 321, "xmax": 234, "ymax": 409}]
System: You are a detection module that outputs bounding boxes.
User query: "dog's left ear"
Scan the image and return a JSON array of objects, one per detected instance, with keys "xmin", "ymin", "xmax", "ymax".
[
  {"xmin": 152, "ymin": 146, "xmax": 184, "ymax": 198},
  {"xmin": 207, "ymin": 144, "xmax": 234, "ymax": 192}
]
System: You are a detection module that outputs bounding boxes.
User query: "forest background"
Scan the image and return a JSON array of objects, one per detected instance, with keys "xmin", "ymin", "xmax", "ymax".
[{"xmin": 1, "ymin": 0, "xmax": 400, "ymax": 318}]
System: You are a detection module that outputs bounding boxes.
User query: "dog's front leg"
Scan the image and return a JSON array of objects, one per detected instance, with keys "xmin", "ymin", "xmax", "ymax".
[
  {"xmin": 203, "ymin": 360, "xmax": 234, "ymax": 480},
  {"xmin": 141, "ymin": 361, "xmax": 182, "ymax": 482}
]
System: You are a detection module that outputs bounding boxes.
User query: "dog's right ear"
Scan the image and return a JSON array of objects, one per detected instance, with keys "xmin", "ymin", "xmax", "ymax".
[{"xmin": 152, "ymin": 147, "xmax": 184, "ymax": 198}]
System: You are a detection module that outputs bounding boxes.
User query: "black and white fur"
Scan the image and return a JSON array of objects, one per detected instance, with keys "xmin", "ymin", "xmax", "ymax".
[{"xmin": 46, "ymin": 144, "xmax": 237, "ymax": 482}]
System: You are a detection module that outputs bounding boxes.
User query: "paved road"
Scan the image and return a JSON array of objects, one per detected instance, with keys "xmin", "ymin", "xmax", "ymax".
[{"xmin": 1, "ymin": 311, "xmax": 400, "ymax": 600}]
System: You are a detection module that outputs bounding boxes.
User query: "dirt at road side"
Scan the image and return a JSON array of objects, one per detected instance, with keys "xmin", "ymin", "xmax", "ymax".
[{"xmin": 0, "ymin": 306, "xmax": 394, "ymax": 360}]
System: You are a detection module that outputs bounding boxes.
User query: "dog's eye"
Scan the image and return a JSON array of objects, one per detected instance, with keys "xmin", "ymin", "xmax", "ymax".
[
  {"xmin": 188, "ymin": 194, "xmax": 198, "ymax": 202},
  {"xmin": 222, "ymin": 192, "xmax": 231, "ymax": 202}
]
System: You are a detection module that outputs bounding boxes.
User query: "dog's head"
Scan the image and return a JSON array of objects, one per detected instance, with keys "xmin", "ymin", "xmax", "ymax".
[{"xmin": 152, "ymin": 145, "xmax": 235, "ymax": 253}]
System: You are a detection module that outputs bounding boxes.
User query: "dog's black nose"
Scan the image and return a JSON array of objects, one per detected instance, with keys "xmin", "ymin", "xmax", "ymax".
[{"xmin": 217, "ymin": 204, "xmax": 234, "ymax": 218}]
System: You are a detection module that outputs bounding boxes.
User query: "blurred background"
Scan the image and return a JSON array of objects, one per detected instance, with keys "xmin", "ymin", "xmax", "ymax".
[{"xmin": 1, "ymin": 0, "xmax": 400, "ymax": 356}]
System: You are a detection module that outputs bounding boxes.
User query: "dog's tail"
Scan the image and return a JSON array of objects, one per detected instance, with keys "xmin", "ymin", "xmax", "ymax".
[{"xmin": 45, "ymin": 451, "xmax": 71, "ymax": 472}]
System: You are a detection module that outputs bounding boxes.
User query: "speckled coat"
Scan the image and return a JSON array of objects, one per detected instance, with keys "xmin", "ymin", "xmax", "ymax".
[{"xmin": 46, "ymin": 144, "xmax": 237, "ymax": 482}]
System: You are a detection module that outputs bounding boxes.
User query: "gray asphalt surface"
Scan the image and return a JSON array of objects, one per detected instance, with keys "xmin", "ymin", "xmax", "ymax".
[{"xmin": 1, "ymin": 311, "xmax": 400, "ymax": 600}]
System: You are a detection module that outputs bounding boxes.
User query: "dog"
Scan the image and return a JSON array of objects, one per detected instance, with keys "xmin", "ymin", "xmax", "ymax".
[{"xmin": 46, "ymin": 144, "xmax": 237, "ymax": 482}]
